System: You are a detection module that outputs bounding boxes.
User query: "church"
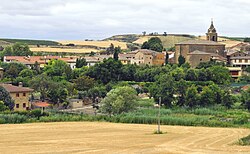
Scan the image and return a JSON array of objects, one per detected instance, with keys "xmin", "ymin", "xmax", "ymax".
[{"xmin": 174, "ymin": 20, "xmax": 226, "ymax": 67}]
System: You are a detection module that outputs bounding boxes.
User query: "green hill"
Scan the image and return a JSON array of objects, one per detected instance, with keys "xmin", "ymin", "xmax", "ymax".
[{"xmin": 0, "ymin": 38, "xmax": 59, "ymax": 46}]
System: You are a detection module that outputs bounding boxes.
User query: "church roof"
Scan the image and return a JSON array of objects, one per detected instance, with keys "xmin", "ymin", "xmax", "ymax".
[{"xmin": 176, "ymin": 40, "xmax": 223, "ymax": 46}]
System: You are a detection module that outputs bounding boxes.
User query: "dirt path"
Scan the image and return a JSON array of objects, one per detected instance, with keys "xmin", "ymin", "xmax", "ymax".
[{"xmin": 0, "ymin": 122, "xmax": 250, "ymax": 154}]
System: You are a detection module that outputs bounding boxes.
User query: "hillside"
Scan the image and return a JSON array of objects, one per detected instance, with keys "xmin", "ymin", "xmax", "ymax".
[
  {"xmin": 0, "ymin": 38, "xmax": 59, "ymax": 46},
  {"xmin": 105, "ymin": 34, "xmax": 195, "ymax": 49}
]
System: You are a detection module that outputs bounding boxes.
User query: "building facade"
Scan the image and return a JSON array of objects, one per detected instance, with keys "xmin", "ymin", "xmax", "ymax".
[{"xmin": 0, "ymin": 83, "xmax": 33, "ymax": 111}]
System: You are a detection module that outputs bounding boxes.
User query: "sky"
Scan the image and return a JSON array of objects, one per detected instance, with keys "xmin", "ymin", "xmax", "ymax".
[{"xmin": 0, "ymin": 0, "xmax": 249, "ymax": 40}]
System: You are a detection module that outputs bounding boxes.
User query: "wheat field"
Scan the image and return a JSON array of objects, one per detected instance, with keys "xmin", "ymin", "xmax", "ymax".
[{"xmin": 1, "ymin": 122, "xmax": 250, "ymax": 154}]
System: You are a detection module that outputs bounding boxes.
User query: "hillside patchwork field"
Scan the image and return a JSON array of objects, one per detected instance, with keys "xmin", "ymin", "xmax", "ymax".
[{"xmin": 1, "ymin": 122, "xmax": 250, "ymax": 154}]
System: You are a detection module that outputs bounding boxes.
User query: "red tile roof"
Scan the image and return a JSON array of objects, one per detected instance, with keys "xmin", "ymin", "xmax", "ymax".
[
  {"xmin": 33, "ymin": 102, "xmax": 50, "ymax": 108},
  {"xmin": 0, "ymin": 84, "xmax": 33, "ymax": 93},
  {"xmin": 4, "ymin": 56, "xmax": 77, "ymax": 65}
]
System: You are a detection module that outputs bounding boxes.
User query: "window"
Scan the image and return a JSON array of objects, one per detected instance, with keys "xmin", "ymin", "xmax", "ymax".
[
  {"xmin": 239, "ymin": 59, "xmax": 242, "ymax": 63},
  {"xmin": 16, "ymin": 93, "xmax": 19, "ymax": 97},
  {"xmin": 23, "ymin": 93, "xmax": 26, "ymax": 97},
  {"xmin": 200, "ymin": 59, "xmax": 203, "ymax": 61},
  {"xmin": 245, "ymin": 60, "xmax": 248, "ymax": 63},
  {"xmin": 23, "ymin": 103, "xmax": 26, "ymax": 108},
  {"xmin": 16, "ymin": 104, "xmax": 19, "ymax": 108}
]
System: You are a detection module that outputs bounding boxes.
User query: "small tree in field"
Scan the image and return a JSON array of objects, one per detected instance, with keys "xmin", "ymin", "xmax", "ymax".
[{"xmin": 100, "ymin": 86, "xmax": 138, "ymax": 116}]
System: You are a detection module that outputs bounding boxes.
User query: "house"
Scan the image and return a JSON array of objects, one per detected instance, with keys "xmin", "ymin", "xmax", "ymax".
[
  {"xmin": 0, "ymin": 67, "xmax": 3, "ymax": 80},
  {"xmin": 227, "ymin": 67, "xmax": 243, "ymax": 79},
  {"xmin": 118, "ymin": 53, "xmax": 136, "ymax": 64},
  {"xmin": 68, "ymin": 99, "xmax": 84, "ymax": 109},
  {"xmin": 129, "ymin": 49, "xmax": 165, "ymax": 66},
  {"xmin": 0, "ymin": 83, "xmax": 33, "ymax": 111},
  {"xmin": 4, "ymin": 56, "xmax": 78, "ymax": 69}
]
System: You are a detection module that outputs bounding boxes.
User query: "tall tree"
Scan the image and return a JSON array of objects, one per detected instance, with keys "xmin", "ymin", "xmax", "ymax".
[
  {"xmin": 150, "ymin": 74, "xmax": 175, "ymax": 107},
  {"xmin": 165, "ymin": 52, "xmax": 169, "ymax": 65},
  {"xmin": 113, "ymin": 46, "xmax": 121, "ymax": 61},
  {"xmin": 178, "ymin": 55, "xmax": 185, "ymax": 66},
  {"xmin": 0, "ymin": 86, "xmax": 14, "ymax": 110}
]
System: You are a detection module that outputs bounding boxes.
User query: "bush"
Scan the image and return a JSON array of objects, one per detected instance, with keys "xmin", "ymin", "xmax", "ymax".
[{"xmin": 239, "ymin": 135, "xmax": 250, "ymax": 146}]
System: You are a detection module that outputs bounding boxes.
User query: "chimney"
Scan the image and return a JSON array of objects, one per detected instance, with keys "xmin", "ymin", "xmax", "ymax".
[{"xmin": 19, "ymin": 82, "xmax": 23, "ymax": 87}]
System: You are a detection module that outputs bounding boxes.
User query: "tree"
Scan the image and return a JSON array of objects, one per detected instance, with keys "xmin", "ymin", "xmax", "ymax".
[
  {"xmin": 141, "ymin": 37, "xmax": 163, "ymax": 52},
  {"xmin": 165, "ymin": 52, "xmax": 169, "ymax": 65},
  {"xmin": 29, "ymin": 74, "xmax": 52, "ymax": 101},
  {"xmin": 185, "ymin": 85, "xmax": 199, "ymax": 108},
  {"xmin": 0, "ymin": 86, "xmax": 14, "ymax": 110},
  {"xmin": 178, "ymin": 55, "xmax": 185, "ymax": 66},
  {"xmin": 207, "ymin": 66, "xmax": 231, "ymax": 85},
  {"xmin": 12, "ymin": 43, "xmax": 33, "ymax": 56},
  {"xmin": 113, "ymin": 46, "xmax": 121, "ymax": 61},
  {"xmin": 150, "ymin": 74, "xmax": 175, "ymax": 107},
  {"xmin": 0, "ymin": 101, "xmax": 8, "ymax": 111},
  {"xmin": 76, "ymin": 58, "xmax": 87, "ymax": 68},
  {"xmin": 175, "ymin": 79, "xmax": 189, "ymax": 106},
  {"xmin": 106, "ymin": 43, "xmax": 115, "ymax": 54},
  {"xmin": 100, "ymin": 86, "xmax": 138, "ymax": 116},
  {"xmin": 241, "ymin": 88, "xmax": 250, "ymax": 110},
  {"xmin": 73, "ymin": 76, "xmax": 95, "ymax": 91},
  {"xmin": 185, "ymin": 68, "xmax": 198, "ymax": 81},
  {"xmin": 87, "ymin": 58, "xmax": 123, "ymax": 84},
  {"xmin": 44, "ymin": 60, "xmax": 72, "ymax": 80}
]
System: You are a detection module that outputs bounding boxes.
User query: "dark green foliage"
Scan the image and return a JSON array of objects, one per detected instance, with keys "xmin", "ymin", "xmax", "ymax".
[
  {"xmin": 73, "ymin": 76, "xmax": 95, "ymax": 91},
  {"xmin": 87, "ymin": 58, "xmax": 123, "ymax": 84},
  {"xmin": 150, "ymin": 74, "xmax": 175, "ymax": 107},
  {"xmin": 178, "ymin": 55, "xmax": 185, "ymax": 66},
  {"xmin": 0, "ymin": 38, "xmax": 59, "ymax": 46},
  {"xmin": 141, "ymin": 37, "xmax": 163, "ymax": 52},
  {"xmin": 0, "ymin": 101, "xmax": 8, "ymax": 112},
  {"xmin": 0, "ymin": 43, "xmax": 33, "ymax": 57},
  {"xmin": 243, "ymin": 38, "xmax": 250, "ymax": 43},
  {"xmin": 113, "ymin": 46, "xmax": 121, "ymax": 61},
  {"xmin": 241, "ymin": 88, "xmax": 250, "ymax": 111},
  {"xmin": 165, "ymin": 52, "xmax": 169, "ymax": 65},
  {"xmin": 75, "ymin": 58, "xmax": 87, "ymax": 68},
  {"xmin": 244, "ymin": 66, "xmax": 250, "ymax": 73},
  {"xmin": 44, "ymin": 59, "xmax": 72, "ymax": 80},
  {"xmin": 0, "ymin": 87, "xmax": 14, "ymax": 110}
]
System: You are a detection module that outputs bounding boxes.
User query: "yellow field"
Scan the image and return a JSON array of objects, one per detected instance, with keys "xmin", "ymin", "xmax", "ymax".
[
  {"xmin": 59, "ymin": 40, "xmax": 128, "ymax": 49},
  {"xmin": 199, "ymin": 36, "xmax": 242, "ymax": 48},
  {"xmin": 30, "ymin": 47, "xmax": 99, "ymax": 53},
  {"xmin": 133, "ymin": 36, "xmax": 193, "ymax": 48},
  {"xmin": 1, "ymin": 122, "xmax": 250, "ymax": 154}
]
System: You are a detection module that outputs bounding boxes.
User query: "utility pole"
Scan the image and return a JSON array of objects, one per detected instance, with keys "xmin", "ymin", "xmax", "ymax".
[{"xmin": 157, "ymin": 97, "xmax": 161, "ymax": 134}]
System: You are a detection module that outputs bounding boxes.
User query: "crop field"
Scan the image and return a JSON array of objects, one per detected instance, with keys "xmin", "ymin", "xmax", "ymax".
[
  {"xmin": 30, "ymin": 47, "xmax": 99, "ymax": 53},
  {"xmin": 1, "ymin": 122, "xmax": 250, "ymax": 154},
  {"xmin": 59, "ymin": 40, "xmax": 128, "ymax": 49},
  {"xmin": 133, "ymin": 35, "xmax": 193, "ymax": 48}
]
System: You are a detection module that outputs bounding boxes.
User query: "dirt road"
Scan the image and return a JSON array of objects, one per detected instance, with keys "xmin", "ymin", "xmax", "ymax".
[{"xmin": 0, "ymin": 122, "xmax": 250, "ymax": 154}]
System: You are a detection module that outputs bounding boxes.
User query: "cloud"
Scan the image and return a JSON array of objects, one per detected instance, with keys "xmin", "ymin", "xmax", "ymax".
[{"xmin": 0, "ymin": 0, "xmax": 249, "ymax": 40}]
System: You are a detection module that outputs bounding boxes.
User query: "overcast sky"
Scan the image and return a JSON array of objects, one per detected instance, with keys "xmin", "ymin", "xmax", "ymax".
[{"xmin": 0, "ymin": 0, "xmax": 249, "ymax": 40}]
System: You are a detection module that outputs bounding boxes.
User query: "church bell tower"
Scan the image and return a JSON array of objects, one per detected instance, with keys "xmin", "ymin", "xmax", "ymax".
[{"xmin": 206, "ymin": 19, "xmax": 218, "ymax": 42}]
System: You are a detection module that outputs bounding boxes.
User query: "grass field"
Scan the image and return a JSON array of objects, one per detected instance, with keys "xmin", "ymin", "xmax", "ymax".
[
  {"xmin": 59, "ymin": 40, "xmax": 128, "ymax": 49},
  {"xmin": 1, "ymin": 122, "xmax": 250, "ymax": 153}
]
